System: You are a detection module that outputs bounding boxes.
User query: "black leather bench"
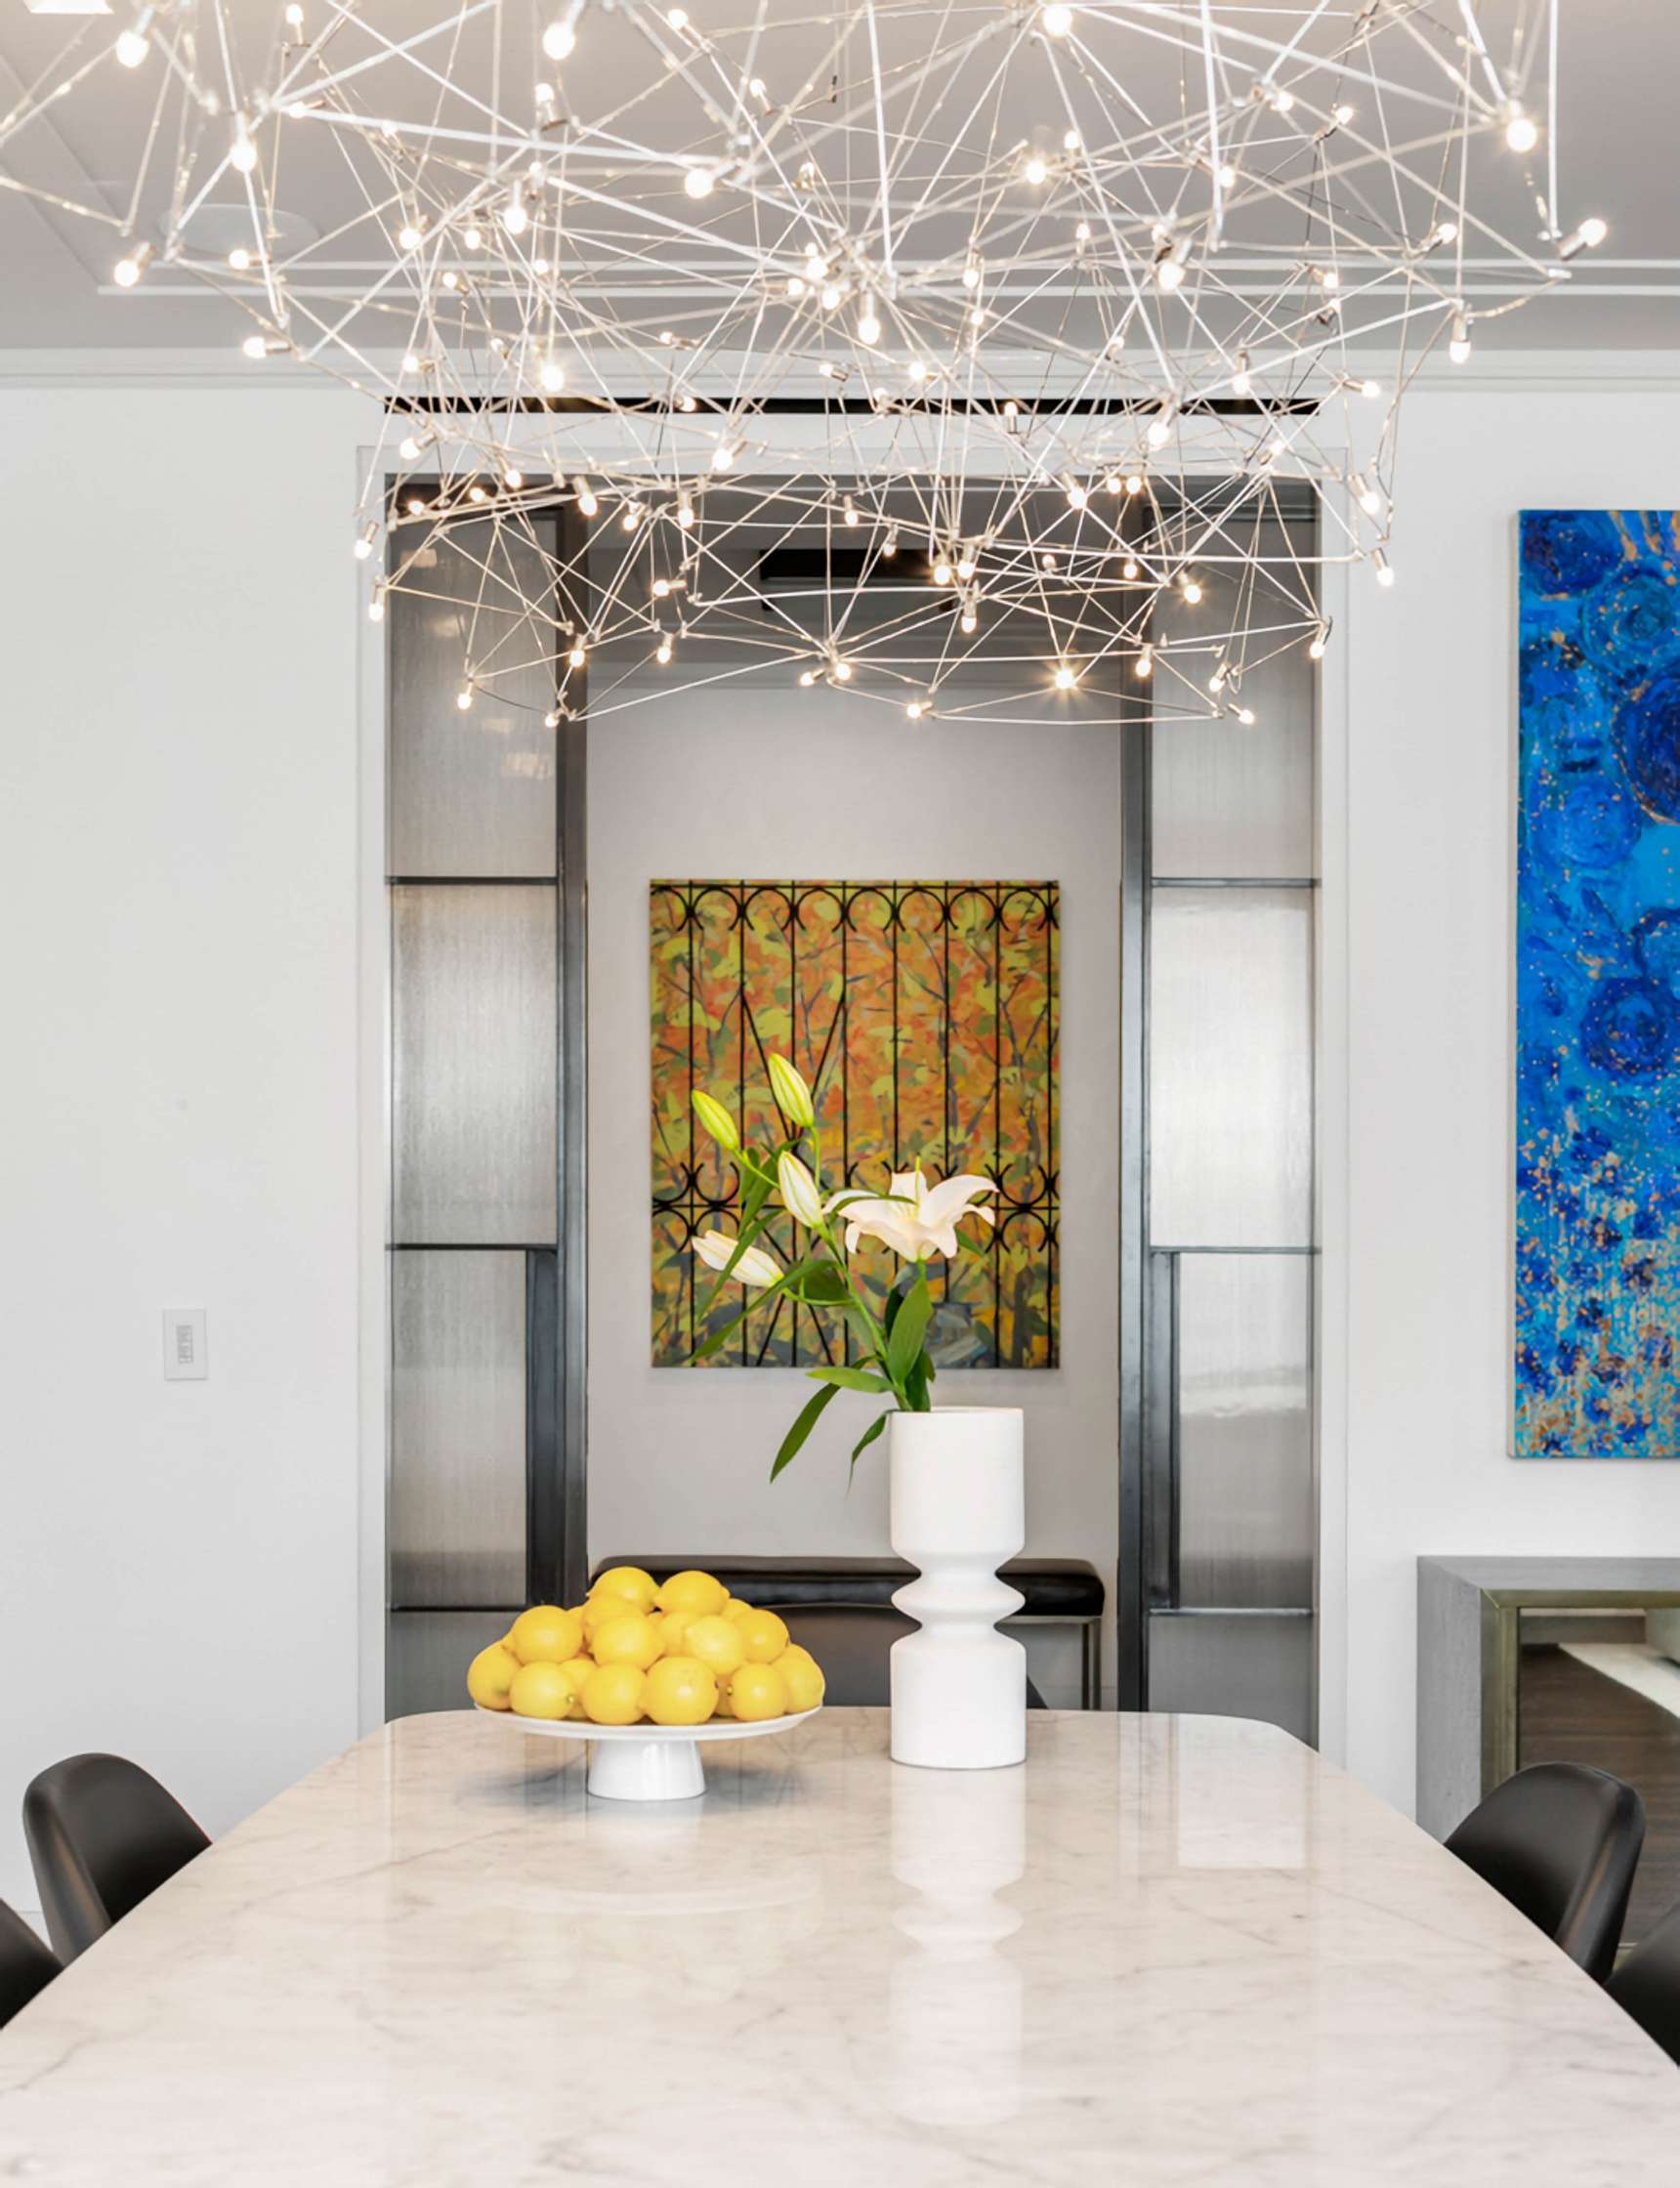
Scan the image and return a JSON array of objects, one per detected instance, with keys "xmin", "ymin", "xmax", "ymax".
[{"xmin": 591, "ymin": 1554, "xmax": 1107, "ymax": 1707}]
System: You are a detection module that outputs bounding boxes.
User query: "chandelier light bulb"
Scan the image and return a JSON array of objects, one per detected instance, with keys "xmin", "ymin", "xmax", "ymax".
[
  {"xmin": 114, "ymin": 25, "xmax": 149, "ymax": 68},
  {"xmin": 1449, "ymin": 316, "xmax": 1472, "ymax": 364},
  {"xmin": 354, "ymin": 524, "xmax": 378, "ymax": 561},
  {"xmin": 1135, "ymin": 644, "xmax": 1154, "ymax": 679},
  {"xmin": 956, "ymin": 556, "xmax": 976, "ymax": 581},
  {"xmin": 1504, "ymin": 106, "xmax": 1538, "ymax": 154},
  {"xmin": 501, "ymin": 194, "xmax": 528, "ymax": 235},
  {"xmin": 568, "ymin": 643, "xmax": 587, "ymax": 668},
  {"xmin": 684, "ymin": 165, "xmax": 716, "ymax": 199},
  {"xmin": 906, "ymin": 699, "xmax": 926, "ymax": 719},
  {"xmin": 833, "ymin": 659, "xmax": 853, "ymax": 682},
  {"xmin": 1181, "ymin": 573, "xmax": 1203, "ymax": 604},
  {"xmin": 961, "ymin": 607, "xmax": 978, "ymax": 633},
  {"xmin": 1065, "ymin": 481, "xmax": 1087, "ymax": 510},
  {"xmin": 456, "ymin": 686, "xmax": 474, "ymax": 712},
  {"xmin": 241, "ymin": 332, "xmax": 267, "ymax": 358},
  {"xmin": 1041, "ymin": 5, "xmax": 1073, "ymax": 34},
  {"xmin": 575, "ymin": 479, "xmax": 599, "ymax": 516},
  {"xmin": 656, "ymin": 635, "xmax": 674, "ymax": 664},
  {"xmin": 231, "ymin": 116, "xmax": 258, "ymax": 173},
  {"xmin": 1235, "ymin": 706, "xmax": 1256, "ymax": 725},
  {"xmin": 540, "ymin": 359, "xmax": 566, "ymax": 394},
  {"xmin": 1309, "ymin": 624, "xmax": 1330, "ymax": 659},
  {"xmin": 399, "ymin": 224, "xmax": 423, "ymax": 252},
  {"xmin": 112, "ymin": 245, "xmax": 147, "ymax": 287},
  {"xmin": 1053, "ymin": 662, "xmax": 1078, "ymax": 690},
  {"xmin": 368, "ymin": 593, "xmax": 386, "ymax": 623},
  {"xmin": 1124, "ymin": 474, "xmax": 1144, "ymax": 496},
  {"xmin": 677, "ymin": 500, "xmax": 695, "ymax": 528},
  {"xmin": 1232, "ymin": 348, "xmax": 1251, "ymax": 396},
  {"xmin": 1373, "ymin": 548, "xmax": 1395, "ymax": 587},
  {"xmin": 858, "ymin": 307, "xmax": 881, "ymax": 345},
  {"xmin": 541, "ymin": 19, "xmax": 575, "ymax": 61},
  {"xmin": 1024, "ymin": 153, "xmax": 1049, "ymax": 187}
]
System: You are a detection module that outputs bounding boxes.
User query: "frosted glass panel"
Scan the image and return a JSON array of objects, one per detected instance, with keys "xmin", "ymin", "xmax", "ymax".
[
  {"xmin": 392, "ymin": 885, "xmax": 557, "ymax": 1243},
  {"xmin": 1176, "ymin": 1254, "xmax": 1312, "ymax": 1608},
  {"xmin": 1148, "ymin": 1612, "xmax": 1314, "ymax": 1745},
  {"xmin": 388, "ymin": 519, "xmax": 558, "ymax": 877},
  {"xmin": 1149, "ymin": 888, "xmax": 1312, "ymax": 1245},
  {"xmin": 390, "ymin": 1250, "xmax": 525, "ymax": 1609},
  {"xmin": 1150, "ymin": 524, "xmax": 1316, "ymax": 879}
]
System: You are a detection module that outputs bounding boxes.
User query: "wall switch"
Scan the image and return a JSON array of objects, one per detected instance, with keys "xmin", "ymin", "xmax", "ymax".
[{"xmin": 163, "ymin": 1309, "xmax": 208, "ymax": 1381}]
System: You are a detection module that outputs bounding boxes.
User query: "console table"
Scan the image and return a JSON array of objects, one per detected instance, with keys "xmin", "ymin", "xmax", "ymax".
[{"xmin": 1417, "ymin": 1555, "xmax": 1680, "ymax": 1839}]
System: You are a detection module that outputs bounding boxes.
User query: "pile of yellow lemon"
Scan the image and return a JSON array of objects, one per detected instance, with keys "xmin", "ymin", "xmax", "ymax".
[{"xmin": 467, "ymin": 1566, "xmax": 825, "ymax": 1729}]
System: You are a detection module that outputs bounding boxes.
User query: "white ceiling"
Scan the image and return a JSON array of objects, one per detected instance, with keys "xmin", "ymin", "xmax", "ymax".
[{"xmin": 1, "ymin": 0, "xmax": 1677, "ymax": 355}]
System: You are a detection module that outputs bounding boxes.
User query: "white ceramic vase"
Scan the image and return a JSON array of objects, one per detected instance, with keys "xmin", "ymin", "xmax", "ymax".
[{"xmin": 889, "ymin": 1407, "xmax": 1027, "ymax": 1770}]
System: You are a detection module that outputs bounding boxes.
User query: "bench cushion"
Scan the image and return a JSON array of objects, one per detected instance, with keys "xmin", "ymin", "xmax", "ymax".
[{"xmin": 590, "ymin": 1554, "xmax": 1105, "ymax": 1621}]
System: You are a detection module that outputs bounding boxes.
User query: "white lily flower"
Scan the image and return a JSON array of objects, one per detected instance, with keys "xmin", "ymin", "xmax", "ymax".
[
  {"xmin": 692, "ymin": 1230, "xmax": 782, "ymax": 1287},
  {"xmin": 777, "ymin": 1151, "xmax": 824, "ymax": 1227},
  {"xmin": 838, "ymin": 1169, "xmax": 998, "ymax": 1261}
]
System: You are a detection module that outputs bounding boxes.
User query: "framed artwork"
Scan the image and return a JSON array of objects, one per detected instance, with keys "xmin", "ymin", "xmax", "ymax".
[
  {"xmin": 651, "ymin": 880, "xmax": 1059, "ymax": 1370},
  {"xmin": 1516, "ymin": 510, "xmax": 1680, "ymax": 1455}
]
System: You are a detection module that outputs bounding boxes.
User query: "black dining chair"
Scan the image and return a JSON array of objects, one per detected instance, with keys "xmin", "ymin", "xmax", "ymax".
[
  {"xmin": 1608, "ymin": 1899, "xmax": 1680, "ymax": 2063},
  {"xmin": 0, "ymin": 1900, "xmax": 60, "ymax": 2030},
  {"xmin": 24, "ymin": 1754, "xmax": 211, "ymax": 1964},
  {"xmin": 771, "ymin": 1603, "xmax": 1049, "ymax": 1709},
  {"xmin": 1444, "ymin": 1761, "xmax": 1644, "ymax": 1984}
]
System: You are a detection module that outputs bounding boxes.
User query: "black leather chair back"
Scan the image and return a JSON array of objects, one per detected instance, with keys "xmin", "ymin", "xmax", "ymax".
[
  {"xmin": 24, "ymin": 1753, "xmax": 210, "ymax": 1964},
  {"xmin": 0, "ymin": 1900, "xmax": 59, "ymax": 2029},
  {"xmin": 1445, "ymin": 1761, "xmax": 1644, "ymax": 1984},
  {"xmin": 772, "ymin": 1603, "xmax": 1048, "ymax": 1709},
  {"xmin": 1608, "ymin": 1898, "xmax": 1680, "ymax": 2063}
]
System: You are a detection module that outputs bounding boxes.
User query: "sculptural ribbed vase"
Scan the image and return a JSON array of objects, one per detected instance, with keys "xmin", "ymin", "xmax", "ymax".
[{"xmin": 889, "ymin": 1408, "xmax": 1027, "ymax": 1770}]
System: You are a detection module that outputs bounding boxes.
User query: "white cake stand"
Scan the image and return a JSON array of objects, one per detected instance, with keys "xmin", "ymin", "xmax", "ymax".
[{"xmin": 476, "ymin": 1702, "xmax": 819, "ymax": 1801}]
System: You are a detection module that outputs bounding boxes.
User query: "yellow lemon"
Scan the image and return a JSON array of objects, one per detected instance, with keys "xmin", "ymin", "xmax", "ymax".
[
  {"xmin": 559, "ymin": 1655, "xmax": 596, "ymax": 1720},
  {"xmin": 712, "ymin": 1678, "xmax": 735, "ymax": 1719},
  {"xmin": 735, "ymin": 1609, "xmax": 790, "ymax": 1664},
  {"xmin": 644, "ymin": 1656, "xmax": 719, "ymax": 1727},
  {"xmin": 730, "ymin": 1661, "xmax": 788, "ymax": 1722},
  {"xmin": 778, "ymin": 1648, "xmax": 825, "ymax": 1713},
  {"xmin": 582, "ymin": 1593, "xmax": 638, "ymax": 1648},
  {"xmin": 508, "ymin": 1604, "xmax": 585, "ymax": 1666},
  {"xmin": 685, "ymin": 1614, "xmax": 746, "ymax": 1678},
  {"xmin": 593, "ymin": 1612, "xmax": 666, "ymax": 1672},
  {"xmin": 509, "ymin": 1660, "xmax": 580, "ymax": 1720},
  {"xmin": 723, "ymin": 1597, "xmax": 757, "ymax": 1624},
  {"xmin": 654, "ymin": 1605, "xmax": 699, "ymax": 1656},
  {"xmin": 582, "ymin": 1662, "xmax": 647, "ymax": 1725},
  {"xmin": 466, "ymin": 1643, "xmax": 520, "ymax": 1710},
  {"xmin": 655, "ymin": 1569, "xmax": 729, "ymax": 1618},
  {"xmin": 590, "ymin": 1565, "xmax": 658, "ymax": 1614}
]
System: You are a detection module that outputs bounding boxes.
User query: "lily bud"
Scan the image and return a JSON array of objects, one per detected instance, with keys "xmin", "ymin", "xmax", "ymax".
[
  {"xmin": 767, "ymin": 1052, "xmax": 815, "ymax": 1128},
  {"xmin": 691, "ymin": 1088, "xmax": 740, "ymax": 1152},
  {"xmin": 777, "ymin": 1152, "xmax": 824, "ymax": 1227},
  {"xmin": 692, "ymin": 1231, "xmax": 781, "ymax": 1287}
]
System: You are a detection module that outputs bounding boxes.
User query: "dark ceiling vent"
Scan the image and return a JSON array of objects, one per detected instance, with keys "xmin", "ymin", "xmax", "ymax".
[{"xmin": 754, "ymin": 544, "xmax": 935, "ymax": 594}]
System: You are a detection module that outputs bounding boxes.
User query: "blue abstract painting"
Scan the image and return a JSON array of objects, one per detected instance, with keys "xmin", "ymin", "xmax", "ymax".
[{"xmin": 1517, "ymin": 511, "xmax": 1680, "ymax": 1457}]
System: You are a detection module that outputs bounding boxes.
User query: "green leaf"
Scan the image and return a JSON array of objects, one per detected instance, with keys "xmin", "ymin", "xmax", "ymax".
[
  {"xmin": 903, "ymin": 1349, "xmax": 933, "ymax": 1412},
  {"xmin": 848, "ymin": 1409, "xmax": 890, "ymax": 1487},
  {"xmin": 887, "ymin": 1275, "xmax": 933, "ymax": 1383},
  {"xmin": 792, "ymin": 1261, "xmax": 850, "ymax": 1305},
  {"xmin": 690, "ymin": 1255, "xmax": 818, "ymax": 1362},
  {"xmin": 771, "ymin": 1382, "xmax": 839, "ymax": 1480},
  {"xmin": 806, "ymin": 1365, "xmax": 892, "ymax": 1393}
]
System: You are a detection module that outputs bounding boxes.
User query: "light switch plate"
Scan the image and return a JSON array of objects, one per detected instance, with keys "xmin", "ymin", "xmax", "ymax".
[{"xmin": 163, "ymin": 1309, "xmax": 208, "ymax": 1381}]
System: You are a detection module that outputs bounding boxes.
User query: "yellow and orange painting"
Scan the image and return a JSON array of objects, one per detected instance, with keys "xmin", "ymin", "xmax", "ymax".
[{"xmin": 651, "ymin": 880, "xmax": 1058, "ymax": 1369}]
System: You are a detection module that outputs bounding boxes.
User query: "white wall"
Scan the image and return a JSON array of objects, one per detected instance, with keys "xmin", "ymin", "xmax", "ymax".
[
  {"xmin": 588, "ymin": 682, "xmax": 1121, "ymax": 1704},
  {"xmin": 0, "ymin": 381, "xmax": 375, "ymax": 1911},
  {"xmin": 7, "ymin": 366, "xmax": 1680, "ymax": 1891},
  {"xmin": 1342, "ymin": 376, "xmax": 1680, "ymax": 1818}
]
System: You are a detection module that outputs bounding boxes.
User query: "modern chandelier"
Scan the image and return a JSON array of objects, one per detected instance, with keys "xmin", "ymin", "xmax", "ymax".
[{"xmin": 5, "ymin": 1, "xmax": 1605, "ymax": 725}]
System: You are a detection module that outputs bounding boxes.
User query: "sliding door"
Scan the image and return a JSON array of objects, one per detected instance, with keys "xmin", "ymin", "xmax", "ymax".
[{"xmin": 384, "ymin": 512, "xmax": 586, "ymax": 1715}]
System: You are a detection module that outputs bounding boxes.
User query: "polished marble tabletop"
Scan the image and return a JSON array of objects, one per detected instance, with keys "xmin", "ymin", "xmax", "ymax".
[{"xmin": 2, "ymin": 1708, "xmax": 1677, "ymax": 2185}]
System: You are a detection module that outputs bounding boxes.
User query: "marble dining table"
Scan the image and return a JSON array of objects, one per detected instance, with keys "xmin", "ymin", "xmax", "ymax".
[{"xmin": 2, "ymin": 1707, "xmax": 1678, "ymax": 2185}]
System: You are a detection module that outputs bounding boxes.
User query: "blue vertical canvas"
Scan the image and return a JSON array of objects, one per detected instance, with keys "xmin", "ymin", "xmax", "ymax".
[{"xmin": 1517, "ymin": 511, "xmax": 1680, "ymax": 1456}]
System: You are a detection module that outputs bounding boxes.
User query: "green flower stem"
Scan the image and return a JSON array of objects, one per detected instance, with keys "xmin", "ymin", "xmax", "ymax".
[{"xmin": 806, "ymin": 1126, "xmax": 904, "ymax": 1406}]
